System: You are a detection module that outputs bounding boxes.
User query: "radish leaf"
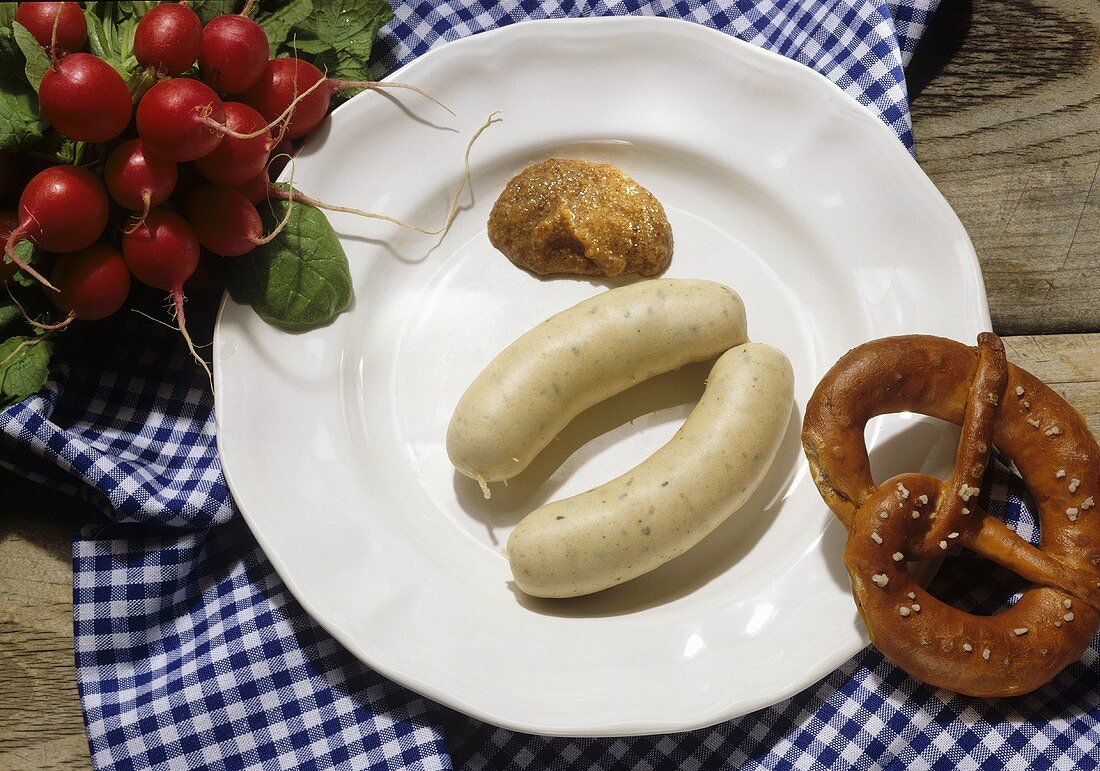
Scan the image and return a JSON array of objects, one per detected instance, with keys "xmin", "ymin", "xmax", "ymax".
[
  {"xmin": 187, "ymin": 1, "xmax": 240, "ymax": 25},
  {"xmin": 0, "ymin": 335, "xmax": 53, "ymax": 405},
  {"xmin": 274, "ymin": 0, "xmax": 392, "ymax": 82},
  {"xmin": 227, "ymin": 199, "xmax": 353, "ymax": 330},
  {"xmin": 0, "ymin": 300, "xmax": 20, "ymax": 331},
  {"xmin": 0, "ymin": 70, "xmax": 44, "ymax": 151},
  {"xmin": 11, "ymin": 22, "xmax": 50, "ymax": 92},
  {"xmin": 254, "ymin": 0, "xmax": 314, "ymax": 57},
  {"xmin": 0, "ymin": 9, "xmax": 46, "ymax": 150}
]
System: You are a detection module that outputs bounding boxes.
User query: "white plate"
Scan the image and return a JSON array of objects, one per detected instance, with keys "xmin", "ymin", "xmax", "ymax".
[{"xmin": 214, "ymin": 17, "xmax": 989, "ymax": 736}]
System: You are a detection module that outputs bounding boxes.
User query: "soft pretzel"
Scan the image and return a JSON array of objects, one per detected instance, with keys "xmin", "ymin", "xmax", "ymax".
[{"xmin": 802, "ymin": 333, "xmax": 1100, "ymax": 696}]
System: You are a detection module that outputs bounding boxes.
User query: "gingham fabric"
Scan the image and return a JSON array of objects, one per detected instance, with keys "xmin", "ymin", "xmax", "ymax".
[
  {"xmin": 379, "ymin": 0, "xmax": 933, "ymax": 148},
  {"xmin": 9, "ymin": 2, "xmax": 1100, "ymax": 770}
]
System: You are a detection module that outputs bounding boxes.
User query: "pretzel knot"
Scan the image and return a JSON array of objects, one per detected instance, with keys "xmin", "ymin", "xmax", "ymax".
[{"xmin": 802, "ymin": 333, "xmax": 1100, "ymax": 696}]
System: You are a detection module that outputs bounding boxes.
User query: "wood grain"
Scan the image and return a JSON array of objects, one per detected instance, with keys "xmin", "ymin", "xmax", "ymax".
[
  {"xmin": 0, "ymin": 475, "xmax": 90, "ymax": 771},
  {"xmin": 1004, "ymin": 333, "xmax": 1100, "ymax": 436},
  {"xmin": 910, "ymin": 0, "xmax": 1100, "ymax": 335}
]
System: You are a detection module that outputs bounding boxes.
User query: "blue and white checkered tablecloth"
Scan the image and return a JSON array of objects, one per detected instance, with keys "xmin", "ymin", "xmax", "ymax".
[{"xmin": 5, "ymin": 2, "xmax": 1100, "ymax": 769}]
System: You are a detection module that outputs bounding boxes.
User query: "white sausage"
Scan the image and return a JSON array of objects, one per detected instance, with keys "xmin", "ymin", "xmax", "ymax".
[
  {"xmin": 447, "ymin": 279, "xmax": 748, "ymax": 495},
  {"xmin": 506, "ymin": 343, "xmax": 794, "ymax": 598}
]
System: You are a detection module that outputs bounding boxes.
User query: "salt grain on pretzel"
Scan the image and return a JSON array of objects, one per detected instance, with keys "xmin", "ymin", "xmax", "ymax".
[{"xmin": 802, "ymin": 333, "xmax": 1100, "ymax": 697}]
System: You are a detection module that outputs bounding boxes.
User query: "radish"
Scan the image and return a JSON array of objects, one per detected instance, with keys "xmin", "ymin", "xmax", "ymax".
[
  {"xmin": 104, "ymin": 139, "xmax": 178, "ymax": 223},
  {"xmin": 136, "ymin": 78, "xmax": 226, "ymax": 162},
  {"xmin": 49, "ymin": 244, "xmax": 131, "ymax": 322},
  {"xmin": 134, "ymin": 2, "xmax": 203, "ymax": 76},
  {"xmin": 184, "ymin": 253, "xmax": 227, "ymax": 299},
  {"xmin": 136, "ymin": 77, "xmax": 315, "ymax": 163},
  {"xmin": 15, "ymin": 2, "xmax": 86, "ymax": 54},
  {"xmin": 198, "ymin": 14, "xmax": 269, "ymax": 94},
  {"xmin": 121, "ymin": 208, "xmax": 209, "ymax": 380},
  {"xmin": 184, "ymin": 184, "xmax": 263, "ymax": 256},
  {"xmin": 229, "ymin": 135, "xmax": 294, "ymax": 204},
  {"xmin": 241, "ymin": 57, "xmax": 453, "ymax": 139},
  {"xmin": 39, "ymin": 53, "xmax": 132, "ymax": 143},
  {"xmin": 192, "ymin": 102, "xmax": 272, "ymax": 186},
  {"xmin": 7, "ymin": 165, "xmax": 109, "ymax": 291},
  {"xmin": 232, "ymin": 171, "xmax": 270, "ymax": 205},
  {"xmin": 241, "ymin": 58, "xmax": 327, "ymax": 139}
]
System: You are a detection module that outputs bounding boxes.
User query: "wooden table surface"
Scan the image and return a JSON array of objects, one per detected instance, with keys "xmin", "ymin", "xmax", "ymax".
[{"xmin": 3, "ymin": 2, "xmax": 1099, "ymax": 768}]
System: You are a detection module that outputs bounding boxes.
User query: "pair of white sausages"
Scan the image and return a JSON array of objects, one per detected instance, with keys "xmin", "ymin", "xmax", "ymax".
[{"xmin": 446, "ymin": 279, "xmax": 794, "ymax": 598}]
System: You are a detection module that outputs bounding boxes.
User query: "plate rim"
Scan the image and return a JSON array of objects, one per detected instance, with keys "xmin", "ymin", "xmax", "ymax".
[{"xmin": 214, "ymin": 15, "xmax": 990, "ymax": 736}]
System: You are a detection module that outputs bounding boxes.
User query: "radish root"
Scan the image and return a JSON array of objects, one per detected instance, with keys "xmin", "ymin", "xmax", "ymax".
[
  {"xmin": 131, "ymin": 307, "xmax": 181, "ymax": 332},
  {"xmin": 250, "ymin": 185, "xmax": 294, "ymax": 245},
  {"xmin": 272, "ymin": 186, "xmax": 439, "ymax": 235},
  {"xmin": 4, "ymin": 226, "xmax": 59, "ymax": 292},
  {"xmin": 328, "ymin": 78, "xmax": 456, "ymax": 116},
  {"xmin": 26, "ymin": 313, "xmax": 74, "ymax": 332},
  {"xmin": 438, "ymin": 110, "xmax": 501, "ymax": 236},
  {"xmin": 271, "ymin": 111, "xmax": 501, "ymax": 238},
  {"xmin": 170, "ymin": 289, "xmax": 213, "ymax": 388},
  {"xmin": 5, "ymin": 283, "xmax": 73, "ymax": 331},
  {"xmin": 122, "ymin": 192, "xmax": 153, "ymax": 235}
]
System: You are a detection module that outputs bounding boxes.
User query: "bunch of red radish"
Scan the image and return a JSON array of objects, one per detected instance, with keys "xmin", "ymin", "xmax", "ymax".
[{"xmin": 3, "ymin": 1, "xmax": 410, "ymax": 378}]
